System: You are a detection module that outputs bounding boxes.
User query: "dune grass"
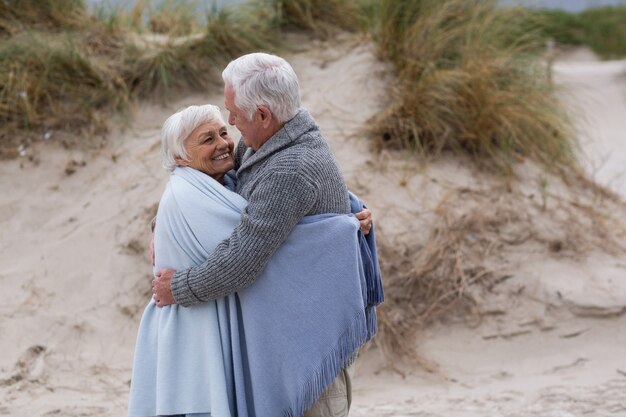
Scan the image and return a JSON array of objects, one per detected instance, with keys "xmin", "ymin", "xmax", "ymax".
[
  {"xmin": 123, "ymin": 41, "xmax": 211, "ymax": 99},
  {"xmin": 0, "ymin": 0, "xmax": 87, "ymax": 35},
  {"xmin": 124, "ymin": 7, "xmax": 276, "ymax": 98},
  {"xmin": 145, "ymin": 0, "xmax": 202, "ymax": 36},
  {"xmin": 271, "ymin": 0, "xmax": 362, "ymax": 37},
  {"xmin": 374, "ymin": 177, "xmax": 626, "ymax": 365},
  {"xmin": 0, "ymin": 33, "xmax": 127, "ymax": 154},
  {"xmin": 0, "ymin": 1, "xmax": 282, "ymax": 155},
  {"xmin": 368, "ymin": 0, "xmax": 578, "ymax": 175}
]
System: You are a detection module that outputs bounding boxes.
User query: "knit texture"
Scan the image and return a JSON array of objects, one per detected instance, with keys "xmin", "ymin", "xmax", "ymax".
[{"xmin": 171, "ymin": 108, "xmax": 350, "ymax": 306}]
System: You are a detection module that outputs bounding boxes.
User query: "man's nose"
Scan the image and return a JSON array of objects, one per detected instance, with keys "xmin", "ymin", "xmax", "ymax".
[{"xmin": 228, "ymin": 113, "xmax": 235, "ymax": 126}]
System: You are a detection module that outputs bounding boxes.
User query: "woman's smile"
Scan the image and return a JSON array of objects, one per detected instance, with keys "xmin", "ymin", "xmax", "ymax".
[
  {"xmin": 212, "ymin": 153, "xmax": 231, "ymax": 161},
  {"xmin": 175, "ymin": 120, "xmax": 235, "ymax": 183}
]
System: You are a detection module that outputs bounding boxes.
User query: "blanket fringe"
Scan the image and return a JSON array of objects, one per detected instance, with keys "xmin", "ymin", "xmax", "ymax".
[
  {"xmin": 366, "ymin": 306, "xmax": 378, "ymax": 340},
  {"xmin": 281, "ymin": 311, "xmax": 369, "ymax": 417}
]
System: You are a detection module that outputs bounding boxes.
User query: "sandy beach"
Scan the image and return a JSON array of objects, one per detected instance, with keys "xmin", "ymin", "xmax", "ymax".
[{"xmin": 0, "ymin": 36, "xmax": 625, "ymax": 416}]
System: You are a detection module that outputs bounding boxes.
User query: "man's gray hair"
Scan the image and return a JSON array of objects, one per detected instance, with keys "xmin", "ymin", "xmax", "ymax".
[
  {"xmin": 222, "ymin": 52, "xmax": 300, "ymax": 123},
  {"xmin": 161, "ymin": 104, "xmax": 224, "ymax": 171}
]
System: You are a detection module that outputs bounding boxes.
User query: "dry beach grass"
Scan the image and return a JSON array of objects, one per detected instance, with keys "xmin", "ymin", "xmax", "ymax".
[{"xmin": 369, "ymin": 0, "xmax": 578, "ymax": 175}]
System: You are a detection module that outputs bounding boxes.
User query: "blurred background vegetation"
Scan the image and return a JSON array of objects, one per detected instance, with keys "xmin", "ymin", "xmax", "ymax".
[
  {"xmin": 0, "ymin": 0, "xmax": 624, "ymax": 164},
  {"xmin": 523, "ymin": 6, "xmax": 626, "ymax": 58}
]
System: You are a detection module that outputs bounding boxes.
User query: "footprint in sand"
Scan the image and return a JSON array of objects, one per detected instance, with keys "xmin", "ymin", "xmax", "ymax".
[{"xmin": 0, "ymin": 345, "xmax": 46, "ymax": 386}]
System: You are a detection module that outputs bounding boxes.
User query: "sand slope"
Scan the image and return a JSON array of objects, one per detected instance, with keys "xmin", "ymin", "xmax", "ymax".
[{"xmin": 1, "ymin": 38, "xmax": 625, "ymax": 416}]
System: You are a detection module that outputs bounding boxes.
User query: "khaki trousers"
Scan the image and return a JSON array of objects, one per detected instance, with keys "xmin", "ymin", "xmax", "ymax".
[{"xmin": 302, "ymin": 368, "xmax": 352, "ymax": 417}]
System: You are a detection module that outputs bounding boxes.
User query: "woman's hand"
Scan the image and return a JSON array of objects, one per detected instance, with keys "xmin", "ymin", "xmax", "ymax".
[
  {"xmin": 152, "ymin": 269, "xmax": 176, "ymax": 307},
  {"xmin": 355, "ymin": 208, "xmax": 373, "ymax": 235}
]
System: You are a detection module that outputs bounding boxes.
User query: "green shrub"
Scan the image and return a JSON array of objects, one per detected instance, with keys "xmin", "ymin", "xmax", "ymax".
[
  {"xmin": 524, "ymin": 6, "xmax": 626, "ymax": 59},
  {"xmin": 579, "ymin": 6, "xmax": 626, "ymax": 59},
  {"xmin": 528, "ymin": 10, "xmax": 586, "ymax": 46}
]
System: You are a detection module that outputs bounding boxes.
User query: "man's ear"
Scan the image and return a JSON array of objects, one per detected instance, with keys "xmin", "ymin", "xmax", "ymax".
[{"xmin": 257, "ymin": 105, "xmax": 273, "ymax": 127}]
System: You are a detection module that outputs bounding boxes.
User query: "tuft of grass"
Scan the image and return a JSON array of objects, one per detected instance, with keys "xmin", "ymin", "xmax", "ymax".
[
  {"xmin": 369, "ymin": 0, "xmax": 578, "ymax": 175},
  {"xmin": 204, "ymin": 7, "xmax": 278, "ymax": 57},
  {"xmin": 0, "ymin": 33, "xmax": 127, "ymax": 150},
  {"xmin": 272, "ymin": 0, "xmax": 362, "ymax": 38},
  {"xmin": 124, "ymin": 7, "xmax": 276, "ymax": 99},
  {"xmin": 147, "ymin": 0, "xmax": 202, "ymax": 36},
  {"xmin": 368, "ymin": 0, "xmax": 426, "ymax": 67},
  {"xmin": 375, "ymin": 180, "xmax": 626, "ymax": 363},
  {"xmin": 375, "ymin": 208, "xmax": 493, "ymax": 365},
  {"xmin": 90, "ymin": 0, "xmax": 202, "ymax": 36},
  {"xmin": 123, "ymin": 40, "xmax": 212, "ymax": 99},
  {"xmin": 0, "ymin": 0, "xmax": 87, "ymax": 35}
]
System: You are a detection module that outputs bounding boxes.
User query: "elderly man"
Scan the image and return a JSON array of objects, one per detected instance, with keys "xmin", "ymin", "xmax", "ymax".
[{"xmin": 152, "ymin": 52, "xmax": 370, "ymax": 416}]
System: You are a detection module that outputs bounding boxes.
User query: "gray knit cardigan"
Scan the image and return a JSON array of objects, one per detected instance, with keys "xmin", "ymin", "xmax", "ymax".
[{"xmin": 171, "ymin": 108, "xmax": 351, "ymax": 306}]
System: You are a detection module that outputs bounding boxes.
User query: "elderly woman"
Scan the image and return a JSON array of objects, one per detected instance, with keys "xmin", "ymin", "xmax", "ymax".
[
  {"xmin": 128, "ymin": 104, "xmax": 248, "ymax": 417},
  {"xmin": 128, "ymin": 104, "xmax": 379, "ymax": 417}
]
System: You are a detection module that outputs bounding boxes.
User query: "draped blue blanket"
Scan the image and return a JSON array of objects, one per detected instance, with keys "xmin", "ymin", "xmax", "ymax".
[{"xmin": 128, "ymin": 167, "xmax": 382, "ymax": 417}]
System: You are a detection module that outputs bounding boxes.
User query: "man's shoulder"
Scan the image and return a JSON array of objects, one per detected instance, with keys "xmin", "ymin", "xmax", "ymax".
[{"xmin": 269, "ymin": 132, "xmax": 334, "ymax": 172}]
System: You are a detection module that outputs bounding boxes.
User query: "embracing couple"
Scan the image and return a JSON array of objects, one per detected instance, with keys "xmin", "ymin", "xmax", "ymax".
[{"xmin": 127, "ymin": 52, "xmax": 382, "ymax": 417}]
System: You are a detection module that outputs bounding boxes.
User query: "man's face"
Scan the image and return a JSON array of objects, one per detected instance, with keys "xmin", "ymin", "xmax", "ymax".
[{"xmin": 224, "ymin": 84, "xmax": 266, "ymax": 151}]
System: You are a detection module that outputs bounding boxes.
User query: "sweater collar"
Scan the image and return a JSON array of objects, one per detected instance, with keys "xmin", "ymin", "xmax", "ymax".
[{"xmin": 237, "ymin": 108, "xmax": 317, "ymax": 174}]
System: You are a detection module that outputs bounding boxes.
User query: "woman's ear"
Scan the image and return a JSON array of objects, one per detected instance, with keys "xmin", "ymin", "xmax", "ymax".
[{"xmin": 174, "ymin": 156, "xmax": 188, "ymax": 166}]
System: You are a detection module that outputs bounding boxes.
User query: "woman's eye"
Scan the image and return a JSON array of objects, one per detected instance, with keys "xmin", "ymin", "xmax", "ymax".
[{"xmin": 221, "ymin": 131, "xmax": 228, "ymax": 137}]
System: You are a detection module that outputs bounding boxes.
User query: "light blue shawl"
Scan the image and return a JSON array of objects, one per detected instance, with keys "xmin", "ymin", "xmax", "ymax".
[{"xmin": 128, "ymin": 166, "xmax": 380, "ymax": 417}]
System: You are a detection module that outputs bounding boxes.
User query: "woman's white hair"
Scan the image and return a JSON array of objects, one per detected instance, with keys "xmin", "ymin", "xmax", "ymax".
[
  {"xmin": 161, "ymin": 104, "xmax": 224, "ymax": 171},
  {"xmin": 222, "ymin": 52, "xmax": 300, "ymax": 123}
]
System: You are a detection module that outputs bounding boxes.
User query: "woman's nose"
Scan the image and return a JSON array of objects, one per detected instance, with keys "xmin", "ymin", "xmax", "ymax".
[{"xmin": 216, "ymin": 136, "xmax": 229, "ymax": 149}]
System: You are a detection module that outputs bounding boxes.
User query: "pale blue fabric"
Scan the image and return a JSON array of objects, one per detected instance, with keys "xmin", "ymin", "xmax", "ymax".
[
  {"xmin": 128, "ymin": 168, "xmax": 249, "ymax": 417},
  {"xmin": 128, "ymin": 167, "xmax": 374, "ymax": 417}
]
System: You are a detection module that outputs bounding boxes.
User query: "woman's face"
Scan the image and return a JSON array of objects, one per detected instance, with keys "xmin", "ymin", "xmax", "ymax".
[{"xmin": 176, "ymin": 120, "xmax": 235, "ymax": 182}]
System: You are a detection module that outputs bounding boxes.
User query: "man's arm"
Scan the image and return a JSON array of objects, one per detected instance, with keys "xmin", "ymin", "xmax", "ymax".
[
  {"xmin": 170, "ymin": 170, "xmax": 318, "ymax": 306},
  {"xmin": 151, "ymin": 193, "xmax": 373, "ymax": 307}
]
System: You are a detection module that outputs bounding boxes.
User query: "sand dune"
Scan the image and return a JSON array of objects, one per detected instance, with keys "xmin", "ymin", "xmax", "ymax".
[
  {"xmin": 553, "ymin": 46, "xmax": 626, "ymax": 198},
  {"xmin": 0, "ymin": 37, "xmax": 625, "ymax": 416}
]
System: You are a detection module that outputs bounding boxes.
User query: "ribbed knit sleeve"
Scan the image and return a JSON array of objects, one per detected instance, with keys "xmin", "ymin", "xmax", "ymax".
[{"xmin": 170, "ymin": 170, "xmax": 318, "ymax": 306}]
